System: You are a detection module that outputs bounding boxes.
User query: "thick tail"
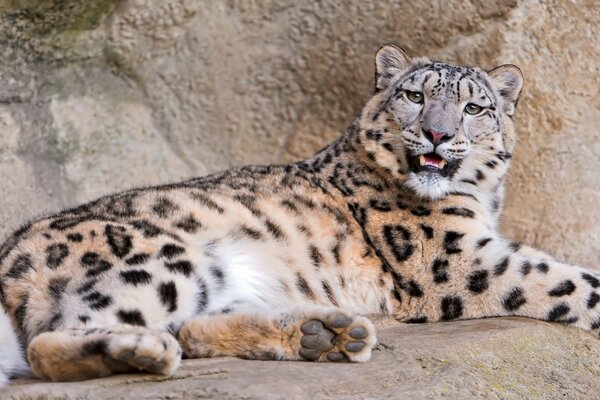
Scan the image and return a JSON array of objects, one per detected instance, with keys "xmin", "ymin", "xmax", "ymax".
[{"xmin": 0, "ymin": 308, "xmax": 28, "ymax": 386}]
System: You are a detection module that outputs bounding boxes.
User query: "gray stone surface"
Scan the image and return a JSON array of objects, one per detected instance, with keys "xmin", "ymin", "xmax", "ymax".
[{"xmin": 3, "ymin": 317, "xmax": 600, "ymax": 399}]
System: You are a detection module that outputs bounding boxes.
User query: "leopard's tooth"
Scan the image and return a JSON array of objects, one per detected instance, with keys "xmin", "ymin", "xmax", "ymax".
[
  {"xmin": 439, "ymin": 159, "xmax": 447, "ymax": 168},
  {"xmin": 419, "ymin": 155, "xmax": 425, "ymax": 166}
]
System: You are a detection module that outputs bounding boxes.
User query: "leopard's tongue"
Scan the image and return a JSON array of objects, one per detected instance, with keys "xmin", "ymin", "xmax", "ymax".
[{"xmin": 419, "ymin": 153, "xmax": 447, "ymax": 168}]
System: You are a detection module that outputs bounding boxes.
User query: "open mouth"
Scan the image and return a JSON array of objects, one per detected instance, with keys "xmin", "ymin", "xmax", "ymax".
[{"xmin": 407, "ymin": 152, "xmax": 453, "ymax": 177}]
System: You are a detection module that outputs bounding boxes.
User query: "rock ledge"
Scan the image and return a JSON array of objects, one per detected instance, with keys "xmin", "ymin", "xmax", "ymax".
[{"xmin": 3, "ymin": 317, "xmax": 599, "ymax": 399}]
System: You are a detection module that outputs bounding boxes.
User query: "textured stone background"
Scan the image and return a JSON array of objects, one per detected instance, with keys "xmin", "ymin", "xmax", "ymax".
[{"xmin": 0, "ymin": 0, "xmax": 599, "ymax": 269}]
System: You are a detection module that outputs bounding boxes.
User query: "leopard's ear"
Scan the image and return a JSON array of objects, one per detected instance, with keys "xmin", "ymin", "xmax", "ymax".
[
  {"xmin": 374, "ymin": 44, "xmax": 411, "ymax": 93},
  {"xmin": 487, "ymin": 64, "xmax": 523, "ymax": 117}
]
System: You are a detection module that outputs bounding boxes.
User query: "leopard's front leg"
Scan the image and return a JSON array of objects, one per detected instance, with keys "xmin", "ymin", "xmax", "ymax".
[
  {"xmin": 400, "ymin": 238, "xmax": 600, "ymax": 334},
  {"xmin": 178, "ymin": 306, "xmax": 377, "ymax": 362}
]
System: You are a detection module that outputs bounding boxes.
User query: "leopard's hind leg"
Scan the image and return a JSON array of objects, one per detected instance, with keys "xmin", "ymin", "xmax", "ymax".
[
  {"xmin": 178, "ymin": 306, "xmax": 377, "ymax": 363},
  {"xmin": 27, "ymin": 325, "xmax": 181, "ymax": 382}
]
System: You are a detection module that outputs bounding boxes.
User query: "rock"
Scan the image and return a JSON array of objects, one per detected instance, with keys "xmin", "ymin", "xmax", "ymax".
[{"xmin": 3, "ymin": 317, "xmax": 600, "ymax": 399}]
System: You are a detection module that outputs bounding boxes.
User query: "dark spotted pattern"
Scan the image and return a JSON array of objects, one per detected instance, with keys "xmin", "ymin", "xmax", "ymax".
[
  {"xmin": 476, "ymin": 238, "xmax": 492, "ymax": 249},
  {"xmin": 174, "ymin": 215, "xmax": 202, "ymax": 233},
  {"xmin": 14, "ymin": 296, "xmax": 28, "ymax": 334},
  {"xmin": 265, "ymin": 220, "xmax": 285, "ymax": 240},
  {"xmin": 160, "ymin": 244, "xmax": 185, "ymax": 259},
  {"xmin": 296, "ymin": 273, "xmax": 316, "ymax": 300},
  {"xmin": 66, "ymin": 233, "xmax": 83, "ymax": 242},
  {"xmin": 406, "ymin": 316, "xmax": 428, "ymax": 323},
  {"xmin": 82, "ymin": 339, "xmax": 107, "ymax": 356},
  {"xmin": 6, "ymin": 254, "xmax": 33, "ymax": 279},
  {"xmin": 83, "ymin": 291, "xmax": 112, "ymax": 310},
  {"xmin": 420, "ymin": 224, "xmax": 434, "ymax": 239},
  {"xmin": 467, "ymin": 270, "xmax": 489, "ymax": 293},
  {"xmin": 503, "ymin": 287, "xmax": 526, "ymax": 311},
  {"xmin": 158, "ymin": 281, "xmax": 178, "ymax": 312},
  {"xmin": 153, "ymin": 197, "xmax": 179, "ymax": 218},
  {"xmin": 493, "ymin": 257, "xmax": 510, "ymax": 276},
  {"xmin": 210, "ymin": 265, "xmax": 226, "ymax": 287},
  {"xmin": 106, "ymin": 195, "xmax": 137, "ymax": 217},
  {"xmin": 119, "ymin": 270, "xmax": 152, "ymax": 286},
  {"xmin": 331, "ymin": 243, "xmax": 341, "ymax": 265},
  {"xmin": 369, "ymin": 199, "xmax": 392, "ymax": 212},
  {"xmin": 196, "ymin": 278, "xmax": 209, "ymax": 312},
  {"xmin": 383, "ymin": 225, "xmax": 415, "ymax": 262},
  {"xmin": 45, "ymin": 243, "xmax": 69, "ymax": 269},
  {"xmin": 582, "ymin": 273, "xmax": 600, "ymax": 288},
  {"xmin": 406, "ymin": 280, "xmax": 424, "ymax": 297},
  {"xmin": 443, "ymin": 231, "xmax": 464, "ymax": 255},
  {"xmin": 548, "ymin": 280, "xmax": 576, "ymax": 297},
  {"xmin": 76, "ymin": 279, "xmax": 97, "ymax": 295},
  {"xmin": 189, "ymin": 192, "xmax": 225, "ymax": 214},
  {"xmin": 105, "ymin": 225, "xmax": 133, "ymax": 258},
  {"xmin": 309, "ymin": 245, "xmax": 323, "ymax": 268},
  {"xmin": 322, "ymin": 281, "xmax": 338, "ymax": 306},
  {"xmin": 587, "ymin": 292, "xmax": 600, "ymax": 309},
  {"xmin": 410, "ymin": 206, "xmax": 431, "ymax": 217},
  {"xmin": 520, "ymin": 261, "xmax": 532, "ymax": 276},
  {"xmin": 441, "ymin": 296, "xmax": 463, "ymax": 320},
  {"xmin": 49, "ymin": 218, "xmax": 86, "ymax": 231},
  {"xmin": 547, "ymin": 303, "xmax": 570, "ymax": 322},
  {"xmin": 48, "ymin": 277, "xmax": 70, "ymax": 302},
  {"xmin": 130, "ymin": 220, "xmax": 163, "ymax": 238},
  {"xmin": 125, "ymin": 253, "xmax": 151, "ymax": 266},
  {"xmin": 165, "ymin": 260, "xmax": 193, "ymax": 277},
  {"xmin": 240, "ymin": 226, "xmax": 263, "ymax": 240},
  {"xmin": 117, "ymin": 309, "xmax": 146, "ymax": 326},
  {"xmin": 80, "ymin": 252, "xmax": 112, "ymax": 278},
  {"xmin": 536, "ymin": 262, "xmax": 549, "ymax": 273},
  {"xmin": 442, "ymin": 207, "xmax": 475, "ymax": 218},
  {"xmin": 509, "ymin": 242, "xmax": 522, "ymax": 252},
  {"xmin": 432, "ymin": 259, "xmax": 450, "ymax": 283}
]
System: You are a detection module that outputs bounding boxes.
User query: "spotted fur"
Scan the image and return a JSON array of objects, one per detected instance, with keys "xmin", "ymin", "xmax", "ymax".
[{"xmin": 0, "ymin": 44, "xmax": 598, "ymax": 384}]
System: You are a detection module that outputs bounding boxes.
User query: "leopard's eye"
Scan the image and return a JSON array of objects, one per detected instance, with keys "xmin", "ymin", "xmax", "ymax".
[
  {"xmin": 465, "ymin": 103, "xmax": 483, "ymax": 115},
  {"xmin": 406, "ymin": 91, "xmax": 424, "ymax": 104}
]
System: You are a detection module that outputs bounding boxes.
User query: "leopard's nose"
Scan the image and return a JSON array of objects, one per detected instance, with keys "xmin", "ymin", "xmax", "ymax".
[{"xmin": 423, "ymin": 128, "xmax": 453, "ymax": 146}]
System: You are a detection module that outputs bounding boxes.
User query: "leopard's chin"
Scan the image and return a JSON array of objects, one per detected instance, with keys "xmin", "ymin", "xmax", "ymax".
[{"xmin": 403, "ymin": 171, "xmax": 452, "ymax": 201}]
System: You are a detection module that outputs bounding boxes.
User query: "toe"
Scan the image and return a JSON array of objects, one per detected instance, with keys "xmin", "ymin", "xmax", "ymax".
[
  {"xmin": 134, "ymin": 356, "xmax": 155, "ymax": 368},
  {"xmin": 117, "ymin": 350, "xmax": 135, "ymax": 362},
  {"xmin": 301, "ymin": 320, "xmax": 324, "ymax": 334},
  {"xmin": 326, "ymin": 351, "xmax": 346, "ymax": 362},
  {"xmin": 299, "ymin": 348, "xmax": 320, "ymax": 361},
  {"xmin": 345, "ymin": 341, "xmax": 366, "ymax": 353},
  {"xmin": 328, "ymin": 313, "xmax": 352, "ymax": 329},
  {"xmin": 349, "ymin": 326, "xmax": 369, "ymax": 339}
]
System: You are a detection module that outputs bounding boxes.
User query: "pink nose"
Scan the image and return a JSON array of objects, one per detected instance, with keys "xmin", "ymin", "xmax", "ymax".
[
  {"xmin": 424, "ymin": 129, "xmax": 451, "ymax": 146},
  {"xmin": 430, "ymin": 130, "xmax": 446, "ymax": 144}
]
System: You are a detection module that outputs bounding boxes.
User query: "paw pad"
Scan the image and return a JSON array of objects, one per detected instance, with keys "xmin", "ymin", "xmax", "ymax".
[{"xmin": 298, "ymin": 313, "xmax": 376, "ymax": 363}]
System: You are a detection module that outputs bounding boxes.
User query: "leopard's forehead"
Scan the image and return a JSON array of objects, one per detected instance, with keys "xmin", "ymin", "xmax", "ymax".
[
  {"xmin": 396, "ymin": 61, "xmax": 496, "ymax": 104},
  {"xmin": 415, "ymin": 62, "xmax": 484, "ymax": 80}
]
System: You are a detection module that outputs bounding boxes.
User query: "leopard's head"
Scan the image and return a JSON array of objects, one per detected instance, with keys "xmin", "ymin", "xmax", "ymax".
[{"xmin": 357, "ymin": 44, "xmax": 523, "ymax": 200}]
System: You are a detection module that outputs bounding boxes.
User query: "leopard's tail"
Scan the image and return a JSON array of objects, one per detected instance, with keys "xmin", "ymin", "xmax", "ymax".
[{"xmin": 0, "ymin": 307, "xmax": 28, "ymax": 386}]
